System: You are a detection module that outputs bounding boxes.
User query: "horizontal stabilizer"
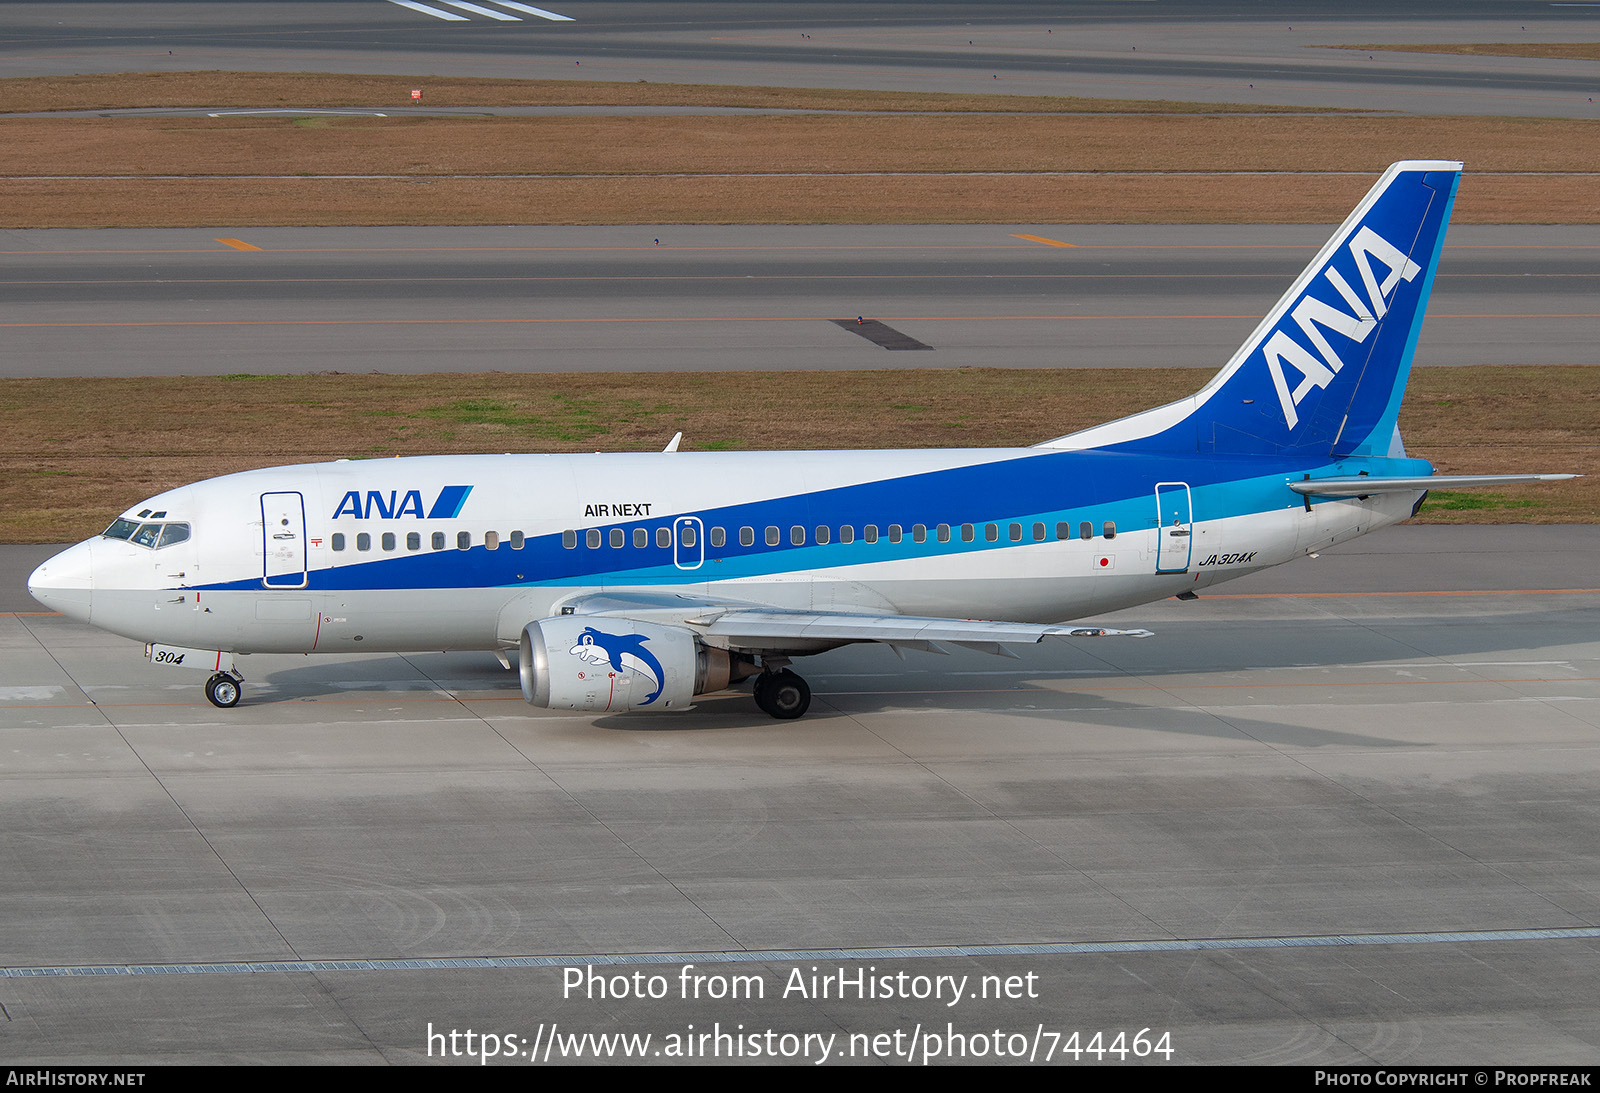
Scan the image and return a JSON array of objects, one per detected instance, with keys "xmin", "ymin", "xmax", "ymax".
[{"xmin": 1289, "ymin": 474, "xmax": 1579, "ymax": 497}]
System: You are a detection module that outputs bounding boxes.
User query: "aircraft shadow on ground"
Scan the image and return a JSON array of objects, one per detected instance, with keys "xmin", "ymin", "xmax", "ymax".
[{"xmin": 242, "ymin": 604, "xmax": 1593, "ymax": 747}]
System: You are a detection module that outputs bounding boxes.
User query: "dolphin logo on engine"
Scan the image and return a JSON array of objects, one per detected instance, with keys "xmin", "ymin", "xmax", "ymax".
[{"xmin": 568, "ymin": 627, "xmax": 666, "ymax": 705}]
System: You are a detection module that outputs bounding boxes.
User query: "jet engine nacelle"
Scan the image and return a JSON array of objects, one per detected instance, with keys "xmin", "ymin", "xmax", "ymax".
[{"xmin": 520, "ymin": 617, "xmax": 712, "ymax": 712}]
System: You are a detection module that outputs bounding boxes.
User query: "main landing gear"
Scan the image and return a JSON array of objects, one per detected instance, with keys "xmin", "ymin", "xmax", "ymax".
[
  {"xmin": 205, "ymin": 671, "xmax": 243, "ymax": 709},
  {"xmin": 753, "ymin": 668, "xmax": 810, "ymax": 720}
]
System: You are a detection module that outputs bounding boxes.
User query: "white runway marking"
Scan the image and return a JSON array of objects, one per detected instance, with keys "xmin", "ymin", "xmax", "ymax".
[
  {"xmin": 439, "ymin": 0, "xmax": 521, "ymax": 19},
  {"xmin": 5, "ymin": 927, "xmax": 1599, "ymax": 978},
  {"xmin": 206, "ymin": 110, "xmax": 389, "ymax": 118},
  {"xmin": 386, "ymin": 0, "xmax": 574, "ymax": 20},
  {"xmin": 492, "ymin": 1, "xmax": 576, "ymax": 18},
  {"xmin": 384, "ymin": 0, "xmax": 469, "ymax": 20},
  {"xmin": 0, "ymin": 686, "xmax": 63, "ymax": 701}
]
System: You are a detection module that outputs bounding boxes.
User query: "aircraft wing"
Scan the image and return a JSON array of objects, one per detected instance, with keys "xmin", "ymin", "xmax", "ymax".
[
  {"xmin": 1289, "ymin": 473, "xmax": 1578, "ymax": 497},
  {"xmin": 559, "ymin": 591, "xmax": 1151, "ymax": 656},
  {"xmin": 695, "ymin": 611, "xmax": 1151, "ymax": 650}
]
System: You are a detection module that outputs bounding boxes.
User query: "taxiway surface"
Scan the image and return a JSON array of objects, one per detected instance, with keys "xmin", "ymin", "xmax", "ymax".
[
  {"xmin": 3, "ymin": 527, "xmax": 1599, "ymax": 1063},
  {"xmin": 4, "ymin": 223, "xmax": 1596, "ymax": 376},
  {"xmin": 4, "ymin": 0, "xmax": 1598, "ymax": 1067},
  {"xmin": 4, "ymin": 1, "xmax": 1599, "ymax": 117}
]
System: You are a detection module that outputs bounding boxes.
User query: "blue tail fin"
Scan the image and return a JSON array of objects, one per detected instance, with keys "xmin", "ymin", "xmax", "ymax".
[{"xmin": 1041, "ymin": 160, "xmax": 1462, "ymax": 458}]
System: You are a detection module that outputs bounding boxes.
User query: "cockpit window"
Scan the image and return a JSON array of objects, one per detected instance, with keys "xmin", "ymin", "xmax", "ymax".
[
  {"xmin": 157, "ymin": 523, "xmax": 191, "ymax": 548},
  {"xmin": 103, "ymin": 519, "xmax": 192, "ymax": 550}
]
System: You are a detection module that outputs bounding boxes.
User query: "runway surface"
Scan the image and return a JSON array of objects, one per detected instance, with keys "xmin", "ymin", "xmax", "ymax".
[
  {"xmin": 4, "ymin": 1, "xmax": 1599, "ymax": 117},
  {"xmin": 4, "ymin": 223, "xmax": 1596, "ymax": 376},
  {"xmin": 4, "ymin": 526, "xmax": 1599, "ymax": 1063}
]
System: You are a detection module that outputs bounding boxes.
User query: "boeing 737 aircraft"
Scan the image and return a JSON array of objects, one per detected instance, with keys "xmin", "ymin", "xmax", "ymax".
[{"xmin": 28, "ymin": 161, "xmax": 1574, "ymax": 718}]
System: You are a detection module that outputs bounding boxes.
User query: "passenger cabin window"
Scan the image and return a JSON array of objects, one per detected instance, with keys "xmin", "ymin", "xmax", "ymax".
[
  {"xmin": 711, "ymin": 527, "xmax": 726, "ymax": 548},
  {"xmin": 681, "ymin": 526, "xmax": 697, "ymax": 548},
  {"xmin": 766, "ymin": 526, "xmax": 780, "ymax": 546},
  {"xmin": 382, "ymin": 532, "xmax": 396, "ymax": 552},
  {"xmin": 1104, "ymin": 521, "xmax": 1117, "ymax": 539},
  {"xmin": 961, "ymin": 524, "xmax": 974, "ymax": 543},
  {"xmin": 331, "ymin": 533, "xmax": 346, "ymax": 552},
  {"xmin": 839, "ymin": 526, "xmax": 855, "ymax": 545},
  {"xmin": 887, "ymin": 525, "xmax": 902, "ymax": 544},
  {"xmin": 562, "ymin": 530, "xmax": 576, "ymax": 549},
  {"xmin": 511, "ymin": 531, "xmax": 525, "ymax": 550},
  {"xmin": 657, "ymin": 528, "xmax": 672, "ymax": 549},
  {"xmin": 434, "ymin": 532, "xmax": 447, "ymax": 551},
  {"xmin": 740, "ymin": 526, "xmax": 755, "ymax": 547},
  {"xmin": 1009, "ymin": 523, "xmax": 1022, "ymax": 542},
  {"xmin": 586, "ymin": 529, "xmax": 601, "ymax": 549},
  {"xmin": 985, "ymin": 524, "xmax": 999, "ymax": 542},
  {"xmin": 912, "ymin": 524, "xmax": 926, "ymax": 544},
  {"xmin": 610, "ymin": 528, "xmax": 624, "ymax": 549},
  {"xmin": 634, "ymin": 528, "xmax": 648, "ymax": 549},
  {"xmin": 407, "ymin": 532, "xmax": 421, "ymax": 551},
  {"xmin": 1080, "ymin": 521, "xmax": 1093, "ymax": 541},
  {"xmin": 864, "ymin": 525, "xmax": 879, "ymax": 543},
  {"xmin": 1034, "ymin": 523, "xmax": 1047, "ymax": 542},
  {"xmin": 815, "ymin": 526, "xmax": 829, "ymax": 546},
  {"xmin": 357, "ymin": 533, "xmax": 371, "ymax": 552},
  {"xmin": 486, "ymin": 531, "xmax": 500, "ymax": 551},
  {"xmin": 458, "ymin": 531, "xmax": 472, "ymax": 551}
]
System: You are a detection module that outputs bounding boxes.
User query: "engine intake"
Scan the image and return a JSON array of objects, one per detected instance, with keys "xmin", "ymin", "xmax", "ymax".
[{"xmin": 519, "ymin": 617, "xmax": 752, "ymax": 713}]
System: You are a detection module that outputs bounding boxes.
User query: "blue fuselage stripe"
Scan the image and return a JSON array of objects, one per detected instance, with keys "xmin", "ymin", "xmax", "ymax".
[{"xmin": 193, "ymin": 449, "xmax": 1430, "ymax": 593}]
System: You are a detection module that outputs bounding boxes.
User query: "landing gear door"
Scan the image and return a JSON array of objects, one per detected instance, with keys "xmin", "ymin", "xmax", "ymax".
[
  {"xmin": 262, "ymin": 492, "xmax": 308, "ymax": 588},
  {"xmin": 1154, "ymin": 482, "xmax": 1193, "ymax": 574}
]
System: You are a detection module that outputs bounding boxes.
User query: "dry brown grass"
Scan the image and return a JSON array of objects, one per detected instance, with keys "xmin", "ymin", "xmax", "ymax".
[
  {"xmin": 4, "ymin": 112, "xmax": 1598, "ymax": 226},
  {"xmin": 5, "ymin": 173, "xmax": 1592, "ymax": 228},
  {"xmin": 10, "ymin": 113, "xmax": 1599, "ymax": 176},
  {"xmin": 2, "ymin": 367, "xmax": 1593, "ymax": 542},
  {"xmin": 3, "ymin": 72, "xmax": 1596, "ymax": 227},
  {"xmin": 0, "ymin": 72, "xmax": 1325, "ymax": 115},
  {"xmin": 1333, "ymin": 43, "xmax": 1600, "ymax": 62}
]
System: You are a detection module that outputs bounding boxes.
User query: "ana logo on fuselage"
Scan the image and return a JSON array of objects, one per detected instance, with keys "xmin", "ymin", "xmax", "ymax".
[
  {"xmin": 330, "ymin": 485, "xmax": 474, "ymax": 521},
  {"xmin": 1262, "ymin": 226, "xmax": 1421, "ymax": 430}
]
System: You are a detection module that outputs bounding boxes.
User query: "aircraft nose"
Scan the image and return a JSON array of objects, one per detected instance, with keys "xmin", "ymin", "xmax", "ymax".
[{"xmin": 28, "ymin": 540, "xmax": 94, "ymax": 623}]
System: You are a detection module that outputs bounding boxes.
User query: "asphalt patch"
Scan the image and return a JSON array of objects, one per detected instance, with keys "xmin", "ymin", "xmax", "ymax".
[{"xmin": 831, "ymin": 318, "xmax": 933, "ymax": 350}]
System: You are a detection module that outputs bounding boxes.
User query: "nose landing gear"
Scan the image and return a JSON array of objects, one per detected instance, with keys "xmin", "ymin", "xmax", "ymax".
[{"xmin": 205, "ymin": 671, "xmax": 243, "ymax": 708}]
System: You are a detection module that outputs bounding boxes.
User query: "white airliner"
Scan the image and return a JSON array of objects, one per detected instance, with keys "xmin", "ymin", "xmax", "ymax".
[{"xmin": 28, "ymin": 161, "xmax": 1574, "ymax": 718}]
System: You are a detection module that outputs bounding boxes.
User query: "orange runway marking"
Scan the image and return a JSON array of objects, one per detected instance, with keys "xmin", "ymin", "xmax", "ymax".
[
  {"xmin": 7, "ymin": 677, "xmax": 1600, "ymax": 711},
  {"xmin": 5, "ymin": 313, "xmax": 1596, "ymax": 330},
  {"xmin": 1010, "ymin": 233, "xmax": 1077, "ymax": 247},
  {"xmin": 1204, "ymin": 588, "xmax": 1600, "ymax": 600},
  {"xmin": 4, "ymin": 241, "xmax": 1597, "ymax": 256},
  {"xmin": 213, "ymin": 238, "xmax": 262, "ymax": 251},
  {"xmin": 0, "ymin": 244, "xmax": 1040, "ymax": 256},
  {"xmin": 820, "ymin": 676, "xmax": 1600, "ymax": 699}
]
